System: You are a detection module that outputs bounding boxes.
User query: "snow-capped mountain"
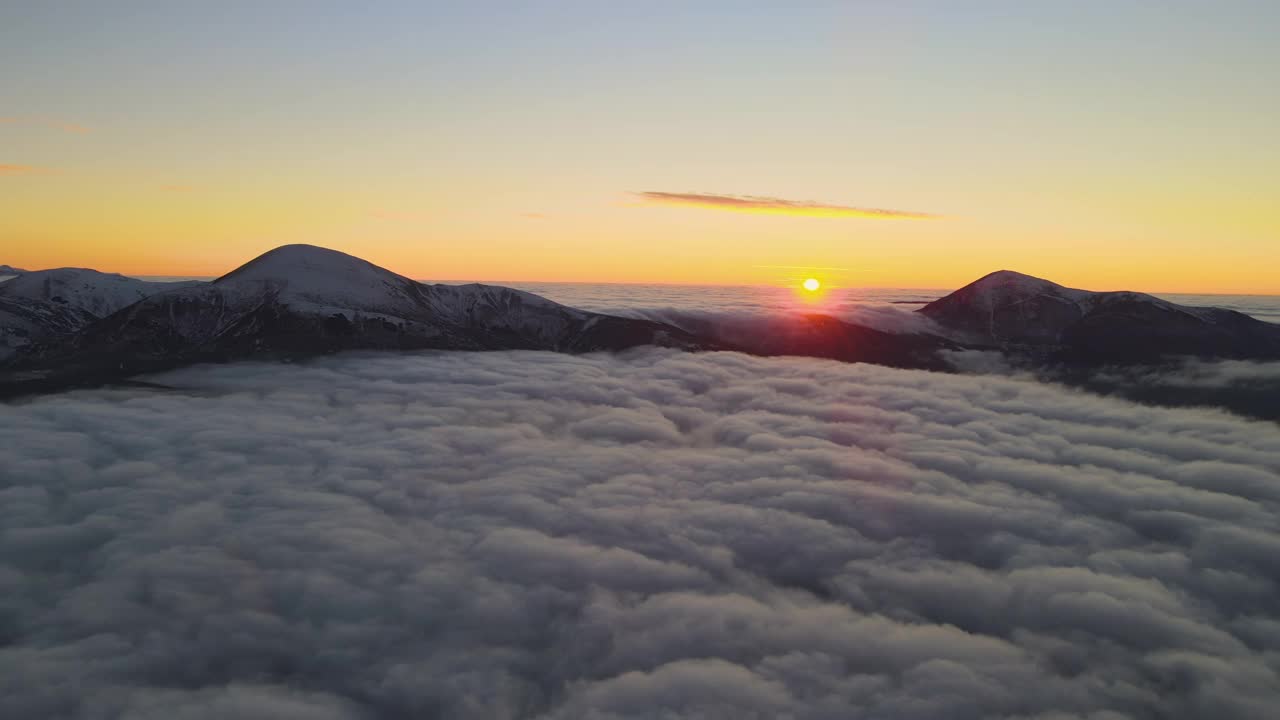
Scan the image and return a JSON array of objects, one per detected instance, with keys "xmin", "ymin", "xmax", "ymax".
[
  {"xmin": 0, "ymin": 264, "xmax": 25, "ymax": 275},
  {"xmin": 206, "ymin": 244, "xmax": 612, "ymax": 347},
  {"xmin": 920, "ymin": 270, "xmax": 1280, "ymax": 361},
  {"xmin": 0, "ymin": 268, "xmax": 200, "ymax": 358},
  {"xmin": 0, "ymin": 296, "xmax": 97, "ymax": 360},
  {"xmin": 110, "ymin": 244, "xmax": 706, "ymax": 352},
  {"xmin": 5, "ymin": 253, "xmax": 1279, "ymax": 398},
  {"xmin": 0, "ymin": 268, "xmax": 200, "ymax": 317},
  {"xmin": 2, "ymin": 245, "xmax": 713, "ymax": 392}
]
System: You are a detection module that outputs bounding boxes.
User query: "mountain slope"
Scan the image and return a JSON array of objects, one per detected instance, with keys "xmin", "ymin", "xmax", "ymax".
[
  {"xmin": 646, "ymin": 311, "xmax": 958, "ymax": 370},
  {"xmin": 0, "ymin": 297, "xmax": 98, "ymax": 359},
  {"xmin": 0, "ymin": 268, "xmax": 200, "ymax": 358},
  {"xmin": 920, "ymin": 270, "xmax": 1280, "ymax": 361},
  {"xmin": 0, "ymin": 268, "xmax": 200, "ymax": 317},
  {"xmin": 0, "ymin": 264, "xmax": 25, "ymax": 275}
]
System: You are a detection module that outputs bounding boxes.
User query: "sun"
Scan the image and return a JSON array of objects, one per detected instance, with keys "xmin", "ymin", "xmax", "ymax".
[{"xmin": 802, "ymin": 278, "xmax": 821, "ymax": 292}]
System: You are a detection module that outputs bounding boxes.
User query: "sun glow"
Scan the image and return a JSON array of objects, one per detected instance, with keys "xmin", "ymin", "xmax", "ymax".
[{"xmin": 802, "ymin": 278, "xmax": 821, "ymax": 292}]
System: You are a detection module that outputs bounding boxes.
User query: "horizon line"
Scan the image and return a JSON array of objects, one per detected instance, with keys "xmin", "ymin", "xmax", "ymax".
[{"xmin": 10, "ymin": 271, "xmax": 1273, "ymax": 298}]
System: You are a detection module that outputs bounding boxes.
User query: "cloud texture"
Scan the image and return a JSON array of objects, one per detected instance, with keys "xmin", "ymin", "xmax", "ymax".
[
  {"xmin": 632, "ymin": 191, "xmax": 936, "ymax": 219},
  {"xmin": 939, "ymin": 352, "xmax": 1280, "ymax": 423},
  {"xmin": 2, "ymin": 349, "xmax": 1279, "ymax": 719}
]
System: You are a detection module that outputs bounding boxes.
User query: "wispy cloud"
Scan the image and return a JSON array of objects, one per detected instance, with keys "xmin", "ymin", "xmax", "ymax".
[
  {"xmin": 632, "ymin": 191, "xmax": 937, "ymax": 219},
  {"xmin": 0, "ymin": 116, "xmax": 91, "ymax": 134},
  {"xmin": 0, "ymin": 164, "xmax": 51, "ymax": 176}
]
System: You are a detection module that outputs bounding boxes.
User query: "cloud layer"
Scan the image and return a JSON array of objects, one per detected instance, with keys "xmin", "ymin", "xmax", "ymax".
[
  {"xmin": 2, "ymin": 349, "xmax": 1278, "ymax": 719},
  {"xmin": 632, "ymin": 191, "xmax": 937, "ymax": 219}
]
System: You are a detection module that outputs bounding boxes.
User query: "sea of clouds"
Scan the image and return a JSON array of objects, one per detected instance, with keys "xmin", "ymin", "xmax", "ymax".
[{"xmin": 2, "ymin": 349, "xmax": 1279, "ymax": 719}]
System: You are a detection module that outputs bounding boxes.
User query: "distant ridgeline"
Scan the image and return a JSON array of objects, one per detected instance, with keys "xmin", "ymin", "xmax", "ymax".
[{"xmin": 3, "ymin": 245, "xmax": 1279, "ymax": 419}]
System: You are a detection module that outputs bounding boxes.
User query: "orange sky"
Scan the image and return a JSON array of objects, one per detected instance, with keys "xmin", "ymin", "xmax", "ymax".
[{"xmin": 3, "ymin": 3, "xmax": 1278, "ymax": 294}]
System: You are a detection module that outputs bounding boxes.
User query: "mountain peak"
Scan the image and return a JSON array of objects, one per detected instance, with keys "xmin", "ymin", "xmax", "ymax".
[
  {"xmin": 206, "ymin": 244, "xmax": 432, "ymax": 316},
  {"xmin": 918, "ymin": 269, "xmax": 1280, "ymax": 357},
  {"xmin": 919, "ymin": 270, "xmax": 1093, "ymax": 344},
  {"xmin": 968, "ymin": 269, "xmax": 1067, "ymax": 291},
  {"xmin": 215, "ymin": 244, "xmax": 405, "ymax": 285},
  {"xmin": 943, "ymin": 269, "xmax": 1089, "ymax": 305},
  {"xmin": 981, "ymin": 269, "xmax": 1039, "ymax": 280}
]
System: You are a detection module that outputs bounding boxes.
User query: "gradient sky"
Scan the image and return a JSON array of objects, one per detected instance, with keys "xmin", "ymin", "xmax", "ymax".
[{"xmin": 3, "ymin": 1, "xmax": 1278, "ymax": 292}]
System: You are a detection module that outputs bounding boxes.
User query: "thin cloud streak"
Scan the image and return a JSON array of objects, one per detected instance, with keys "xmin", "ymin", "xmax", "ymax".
[
  {"xmin": 0, "ymin": 164, "xmax": 51, "ymax": 176},
  {"xmin": 634, "ymin": 191, "xmax": 938, "ymax": 219}
]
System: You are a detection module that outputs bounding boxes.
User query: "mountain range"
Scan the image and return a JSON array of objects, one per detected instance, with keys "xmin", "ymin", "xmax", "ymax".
[
  {"xmin": 0, "ymin": 268, "xmax": 199, "ymax": 359},
  {"xmin": 921, "ymin": 270, "xmax": 1280, "ymax": 362},
  {"xmin": 2, "ymin": 246, "xmax": 1278, "ymax": 402}
]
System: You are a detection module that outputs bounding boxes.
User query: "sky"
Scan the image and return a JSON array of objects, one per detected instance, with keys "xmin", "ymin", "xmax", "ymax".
[{"xmin": 2, "ymin": 1, "xmax": 1278, "ymax": 292}]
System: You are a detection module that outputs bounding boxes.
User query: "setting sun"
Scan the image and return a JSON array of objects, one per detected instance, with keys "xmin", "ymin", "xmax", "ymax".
[{"xmin": 802, "ymin": 278, "xmax": 821, "ymax": 292}]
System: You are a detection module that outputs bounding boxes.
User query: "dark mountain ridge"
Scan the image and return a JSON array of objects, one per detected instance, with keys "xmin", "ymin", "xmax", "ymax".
[
  {"xmin": 2, "ymin": 252, "xmax": 1276, "ymax": 407},
  {"xmin": 920, "ymin": 270, "xmax": 1280, "ymax": 363},
  {"xmin": 0, "ymin": 245, "xmax": 719, "ymax": 396}
]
